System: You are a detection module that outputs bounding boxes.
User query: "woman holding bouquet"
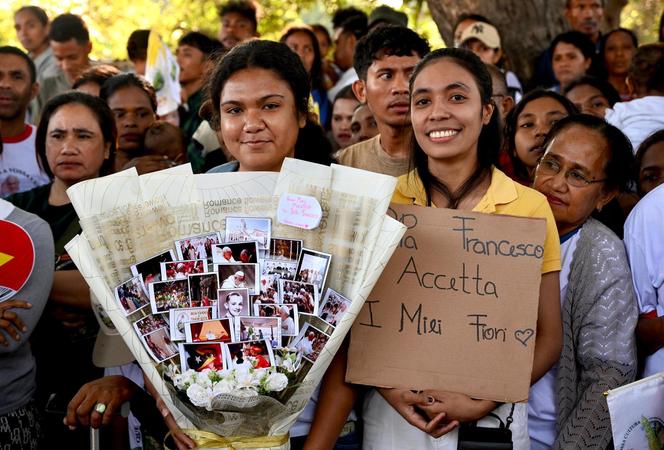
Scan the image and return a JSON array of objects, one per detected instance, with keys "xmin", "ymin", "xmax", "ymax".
[{"xmin": 306, "ymin": 48, "xmax": 563, "ymax": 449}]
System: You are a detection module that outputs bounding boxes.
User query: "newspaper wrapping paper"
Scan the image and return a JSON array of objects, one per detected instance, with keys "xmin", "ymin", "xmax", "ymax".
[{"xmin": 65, "ymin": 159, "xmax": 405, "ymax": 449}]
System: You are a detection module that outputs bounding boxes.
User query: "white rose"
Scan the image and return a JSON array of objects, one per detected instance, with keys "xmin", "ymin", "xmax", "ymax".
[
  {"xmin": 174, "ymin": 370, "xmax": 197, "ymax": 390},
  {"xmin": 187, "ymin": 384, "xmax": 212, "ymax": 409},
  {"xmin": 212, "ymin": 379, "xmax": 234, "ymax": 395},
  {"xmin": 235, "ymin": 371, "xmax": 260, "ymax": 390},
  {"xmin": 266, "ymin": 372, "xmax": 288, "ymax": 392}
]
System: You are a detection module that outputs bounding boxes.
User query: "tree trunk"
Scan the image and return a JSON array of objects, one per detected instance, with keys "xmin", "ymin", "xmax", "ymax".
[{"xmin": 425, "ymin": 0, "xmax": 628, "ymax": 84}]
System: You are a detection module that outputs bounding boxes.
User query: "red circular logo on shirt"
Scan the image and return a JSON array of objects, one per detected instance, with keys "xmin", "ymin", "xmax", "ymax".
[{"xmin": 0, "ymin": 220, "xmax": 35, "ymax": 301}]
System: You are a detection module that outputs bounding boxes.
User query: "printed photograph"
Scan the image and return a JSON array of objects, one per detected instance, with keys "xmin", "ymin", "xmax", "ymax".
[
  {"xmin": 234, "ymin": 316, "xmax": 282, "ymax": 347},
  {"xmin": 279, "ymin": 280, "xmax": 317, "ymax": 315},
  {"xmin": 130, "ymin": 249, "xmax": 175, "ymax": 285},
  {"xmin": 319, "ymin": 288, "xmax": 352, "ymax": 327},
  {"xmin": 175, "ymin": 232, "xmax": 221, "ymax": 261},
  {"xmin": 149, "ymin": 279, "xmax": 190, "ymax": 314},
  {"xmin": 256, "ymin": 278, "xmax": 279, "ymax": 304},
  {"xmin": 185, "ymin": 318, "xmax": 233, "ymax": 343},
  {"xmin": 179, "ymin": 342, "xmax": 225, "ymax": 372},
  {"xmin": 254, "ymin": 304, "xmax": 299, "ymax": 336},
  {"xmin": 216, "ymin": 263, "xmax": 259, "ymax": 295},
  {"xmin": 142, "ymin": 327, "xmax": 179, "ymax": 363},
  {"xmin": 262, "ymin": 259, "xmax": 297, "ymax": 280},
  {"xmin": 114, "ymin": 275, "xmax": 150, "ymax": 316},
  {"xmin": 169, "ymin": 307, "xmax": 216, "ymax": 341},
  {"xmin": 212, "ymin": 241, "xmax": 259, "ymax": 265},
  {"xmin": 217, "ymin": 288, "xmax": 251, "ymax": 319},
  {"xmin": 188, "ymin": 272, "xmax": 219, "ymax": 307},
  {"xmin": 225, "ymin": 217, "xmax": 271, "ymax": 250},
  {"xmin": 295, "ymin": 248, "xmax": 332, "ymax": 293},
  {"xmin": 225, "ymin": 340, "xmax": 274, "ymax": 370},
  {"xmin": 268, "ymin": 238, "xmax": 302, "ymax": 261},
  {"xmin": 290, "ymin": 323, "xmax": 330, "ymax": 364},
  {"xmin": 161, "ymin": 260, "xmax": 207, "ymax": 281},
  {"xmin": 134, "ymin": 314, "xmax": 169, "ymax": 336}
]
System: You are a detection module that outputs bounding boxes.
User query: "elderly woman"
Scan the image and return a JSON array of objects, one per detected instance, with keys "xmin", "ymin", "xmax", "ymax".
[
  {"xmin": 8, "ymin": 91, "xmax": 115, "ymax": 448},
  {"xmin": 529, "ymin": 114, "xmax": 638, "ymax": 450}
]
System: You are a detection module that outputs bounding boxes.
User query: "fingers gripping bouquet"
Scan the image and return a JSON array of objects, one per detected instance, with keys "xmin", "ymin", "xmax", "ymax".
[{"xmin": 65, "ymin": 159, "xmax": 405, "ymax": 448}]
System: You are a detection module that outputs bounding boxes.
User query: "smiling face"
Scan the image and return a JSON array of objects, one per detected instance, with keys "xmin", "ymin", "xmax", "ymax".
[
  {"xmin": 514, "ymin": 96, "xmax": 569, "ymax": 171},
  {"xmin": 225, "ymin": 293, "xmax": 244, "ymax": 316},
  {"xmin": 604, "ymin": 31, "xmax": 636, "ymax": 77},
  {"xmin": 533, "ymin": 124, "xmax": 615, "ymax": 235},
  {"xmin": 45, "ymin": 103, "xmax": 110, "ymax": 187},
  {"xmin": 410, "ymin": 58, "xmax": 493, "ymax": 166},
  {"xmin": 219, "ymin": 67, "xmax": 305, "ymax": 172},
  {"xmin": 355, "ymin": 54, "xmax": 421, "ymax": 130},
  {"xmin": 565, "ymin": 83, "xmax": 610, "ymax": 118},
  {"xmin": 107, "ymin": 86, "xmax": 156, "ymax": 153}
]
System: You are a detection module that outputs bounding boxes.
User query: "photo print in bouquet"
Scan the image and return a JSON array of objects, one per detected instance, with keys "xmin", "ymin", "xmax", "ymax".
[
  {"xmin": 161, "ymin": 260, "xmax": 207, "ymax": 280},
  {"xmin": 319, "ymin": 288, "xmax": 352, "ymax": 327},
  {"xmin": 291, "ymin": 322, "xmax": 330, "ymax": 363},
  {"xmin": 218, "ymin": 288, "xmax": 251, "ymax": 319},
  {"xmin": 226, "ymin": 340, "xmax": 275, "ymax": 370},
  {"xmin": 185, "ymin": 318, "xmax": 234, "ymax": 343},
  {"xmin": 268, "ymin": 238, "xmax": 302, "ymax": 261},
  {"xmin": 131, "ymin": 249, "xmax": 175, "ymax": 285},
  {"xmin": 235, "ymin": 317, "xmax": 281, "ymax": 347},
  {"xmin": 295, "ymin": 248, "xmax": 331, "ymax": 293},
  {"xmin": 225, "ymin": 217, "xmax": 271, "ymax": 250},
  {"xmin": 142, "ymin": 327, "xmax": 179, "ymax": 363},
  {"xmin": 188, "ymin": 272, "xmax": 219, "ymax": 307},
  {"xmin": 254, "ymin": 304, "xmax": 299, "ymax": 337},
  {"xmin": 212, "ymin": 241, "xmax": 259, "ymax": 265},
  {"xmin": 179, "ymin": 342, "xmax": 225, "ymax": 372},
  {"xmin": 134, "ymin": 314, "xmax": 169, "ymax": 336},
  {"xmin": 149, "ymin": 279, "xmax": 190, "ymax": 313},
  {"xmin": 217, "ymin": 263, "xmax": 259, "ymax": 294},
  {"xmin": 279, "ymin": 279, "xmax": 317, "ymax": 314},
  {"xmin": 175, "ymin": 232, "xmax": 221, "ymax": 261},
  {"xmin": 169, "ymin": 306, "xmax": 216, "ymax": 341},
  {"xmin": 114, "ymin": 275, "xmax": 150, "ymax": 315}
]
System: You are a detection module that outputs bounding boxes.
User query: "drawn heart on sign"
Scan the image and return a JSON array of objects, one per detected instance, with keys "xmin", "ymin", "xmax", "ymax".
[{"xmin": 514, "ymin": 328, "xmax": 534, "ymax": 347}]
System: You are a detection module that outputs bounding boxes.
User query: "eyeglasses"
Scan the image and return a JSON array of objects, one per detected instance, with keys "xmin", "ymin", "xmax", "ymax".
[{"xmin": 536, "ymin": 156, "xmax": 607, "ymax": 188}]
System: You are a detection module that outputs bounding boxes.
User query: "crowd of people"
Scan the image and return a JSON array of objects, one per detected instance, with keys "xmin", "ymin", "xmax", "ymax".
[{"xmin": 1, "ymin": 0, "xmax": 663, "ymax": 449}]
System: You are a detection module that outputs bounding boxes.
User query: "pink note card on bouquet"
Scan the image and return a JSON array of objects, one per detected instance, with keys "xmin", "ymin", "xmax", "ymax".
[{"xmin": 277, "ymin": 193, "xmax": 322, "ymax": 230}]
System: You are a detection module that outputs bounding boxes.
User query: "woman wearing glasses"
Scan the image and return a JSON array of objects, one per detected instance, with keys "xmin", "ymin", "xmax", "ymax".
[{"xmin": 529, "ymin": 114, "xmax": 638, "ymax": 450}]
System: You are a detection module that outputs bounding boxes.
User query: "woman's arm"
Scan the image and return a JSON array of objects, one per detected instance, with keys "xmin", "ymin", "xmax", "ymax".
[{"xmin": 531, "ymin": 271, "xmax": 562, "ymax": 384}]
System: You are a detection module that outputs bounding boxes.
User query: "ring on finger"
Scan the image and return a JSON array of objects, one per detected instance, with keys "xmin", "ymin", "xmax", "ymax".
[{"xmin": 94, "ymin": 403, "xmax": 107, "ymax": 414}]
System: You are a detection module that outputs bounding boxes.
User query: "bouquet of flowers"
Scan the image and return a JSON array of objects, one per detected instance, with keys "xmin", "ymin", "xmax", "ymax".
[{"xmin": 66, "ymin": 159, "xmax": 405, "ymax": 448}]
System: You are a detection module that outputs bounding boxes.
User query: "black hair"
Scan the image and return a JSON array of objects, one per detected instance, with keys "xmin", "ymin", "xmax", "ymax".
[
  {"xmin": 409, "ymin": 48, "xmax": 501, "ymax": 208},
  {"xmin": 0, "ymin": 46, "xmax": 36, "ymax": 84},
  {"xmin": 634, "ymin": 129, "xmax": 664, "ymax": 195},
  {"xmin": 179, "ymin": 32, "xmax": 224, "ymax": 58},
  {"xmin": 338, "ymin": 15, "xmax": 368, "ymax": 40},
  {"xmin": 49, "ymin": 13, "xmax": 89, "ymax": 44},
  {"xmin": 541, "ymin": 114, "xmax": 633, "ymax": 192},
  {"xmin": 332, "ymin": 7, "xmax": 367, "ymax": 29},
  {"xmin": 280, "ymin": 26, "xmax": 325, "ymax": 92},
  {"xmin": 454, "ymin": 13, "xmax": 493, "ymax": 30},
  {"xmin": 15, "ymin": 6, "xmax": 49, "ymax": 26},
  {"xmin": 353, "ymin": 25, "xmax": 430, "ymax": 81},
  {"xmin": 100, "ymin": 73, "xmax": 157, "ymax": 113},
  {"xmin": 311, "ymin": 24, "xmax": 331, "ymax": 47},
  {"xmin": 72, "ymin": 64, "xmax": 121, "ymax": 91},
  {"xmin": 36, "ymin": 92, "xmax": 116, "ymax": 179},
  {"xmin": 550, "ymin": 31, "xmax": 595, "ymax": 61},
  {"xmin": 333, "ymin": 85, "xmax": 357, "ymax": 104},
  {"xmin": 628, "ymin": 43, "xmax": 664, "ymax": 94},
  {"xmin": 503, "ymin": 89, "xmax": 578, "ymax": 182},
  {"xmin": 127, "ymin": 29, "xmax": 150, "ymax": 61},
  {"xmin": 563, "ymin": 75, "xmax": 620, "ymax": 106},
  {"xmin": 218, "ymin": 0, "xmax": 258, "ymax": 32},
  {"xmin": 208, "ymin": 40, "xmax": 334, "ymax": 166}
]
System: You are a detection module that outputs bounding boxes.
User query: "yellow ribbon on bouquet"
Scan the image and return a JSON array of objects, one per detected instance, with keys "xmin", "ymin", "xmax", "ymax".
[{"xmin": 166, "ymin": 430, "xmax": 289, "ymax": 449}]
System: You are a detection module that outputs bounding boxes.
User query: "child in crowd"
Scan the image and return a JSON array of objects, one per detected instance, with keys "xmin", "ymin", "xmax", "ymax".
[{"xmin": 143, "ymin": 121, "xmax": 187, "ymax": 167}]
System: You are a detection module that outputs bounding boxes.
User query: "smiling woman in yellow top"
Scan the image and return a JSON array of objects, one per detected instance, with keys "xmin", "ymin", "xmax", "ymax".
[{"xmin": 304, "ymin": 47, "xmax": 562, "ymax": 450}]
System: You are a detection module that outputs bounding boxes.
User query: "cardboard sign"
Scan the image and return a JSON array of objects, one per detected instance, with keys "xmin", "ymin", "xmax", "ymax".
[
  {"xmin": 0, "ymin": 220, "xmax": 35, "ymax": 302},
  {"xmin": 277, "ymin": 193, "xmax": 322, "ymax": 230},
  {"xmin": 347, "ymin": 204, "xmax": 547, "ymax": 402}
]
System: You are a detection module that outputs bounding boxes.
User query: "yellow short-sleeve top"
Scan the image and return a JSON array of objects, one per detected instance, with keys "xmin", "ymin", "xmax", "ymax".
[{"xmin": 392, "ymin": 167, "xmax": 561, "ymax": 274}]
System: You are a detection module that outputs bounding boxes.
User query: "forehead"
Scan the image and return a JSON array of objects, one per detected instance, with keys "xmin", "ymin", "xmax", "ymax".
[
  {"xmin": 521, "ymin": 96, "xmax": 567, "ymax": 115},
  {"xmin": 221, "ymin": 68, "xmax": 294, "ymax": 101},
  {"xmin": 0, "ymin": 53, "xmax": 31, "ymax": 74},
  {"xmin": 569, "ymin": 0, "xmax": 602, "ymax": 8},
  {"xmin": 641, "ymin": 141, "xmax": 664, "ymax": 164},
  {"xmin": 412, "ymin": 58, "xmax": 478, "ymax": 90},
  {"xmin": 286, "ymin": 31, "xmax": 313, "ymax": 46},
  {"xmin": 107, "ymin": 86, "xmax": 153, "ymax": 109},
  {"xmin": 48, "ymin": 103, "xmax": 101, "ymax": 131},
  {"xmin": 566, "ymin": 83, "xmax": 603, "ymax": 100},
  {"xmin": 352, "ymin": 105, "xmax": 373, "ymax": 121},
  {"xmin": 553, "ymin": 41, "xmax": 583, "ymax": 55},
  {"xmin": 15, "ymin": 10, "xmax": 42, "ymax": 24},
  {"xmin": 51, "ymin": 39, "xmax": 85, "ymax": 56},
  {"xmin": 606, "ymin": 31, "xmax": 634, "ymax": 45},
  {"xmin": 333, "ymin": 98, "xmax": 359, "ymax": 113},
  {"xmin": 177, "ymin": 44, "xmax": 204, "ymax": 56},
  {"xmin": 548, "ymin": 125, "xmax": 608, "ymax": 165},
  {"xmin": 369, "ymin": 53, "xmax": 421, "ymax": 72},
  {"xmin": 222, "ymin": 12, "xmax": 252, "ymax": 25}
]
